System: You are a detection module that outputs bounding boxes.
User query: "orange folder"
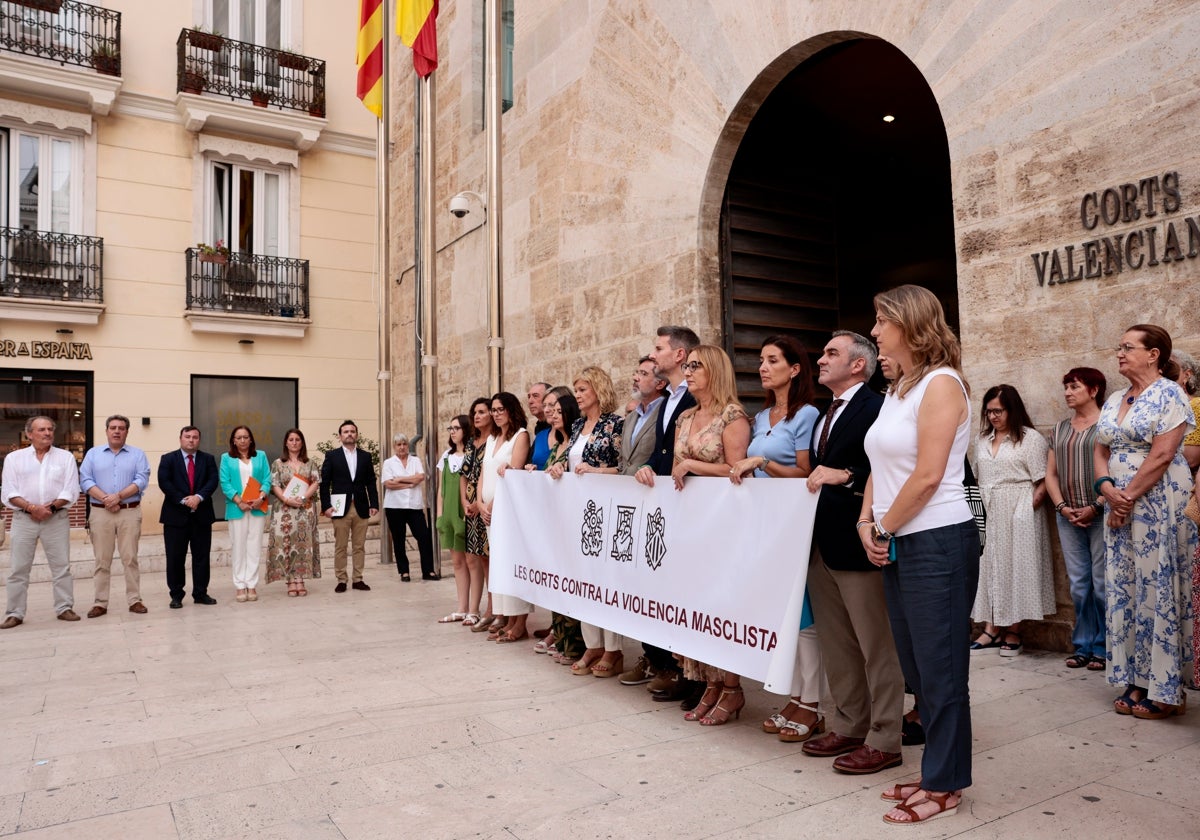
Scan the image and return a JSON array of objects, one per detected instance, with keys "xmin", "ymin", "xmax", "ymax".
[{"xmin": 242, "ymin": 475, "xmax": 270, "ymax": 513}]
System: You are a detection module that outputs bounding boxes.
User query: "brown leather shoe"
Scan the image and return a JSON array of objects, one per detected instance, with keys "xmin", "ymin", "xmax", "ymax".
[
  {"xmin": 801, "ymin": 731, "xmax": 865, "ymax": 757},
  {"xmin": 57, "ymin": 609, "xmax": 81, "ymax": 622},
  {"xmin": 128, "ymin": 602, "xmax": 148, "ymax": 614},
  {"xmin": 832, "ymin": 744, "xmax": 903, "ymax": 775},
  {"xmin": 87, "ymin": 606, "xmax": 107, "ymax": 618},
  {"xmin": 0, "ymin": 616, "xmax": 22, "ymax": 629},
  {"xmin": 647, "ymin": 671, "xmax": 680, "ymax": 693}
]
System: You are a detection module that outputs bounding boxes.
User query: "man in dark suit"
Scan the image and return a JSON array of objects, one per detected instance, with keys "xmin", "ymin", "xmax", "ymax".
[
  {"xmin": 800, "ymin": 331, "xmax": 905, "ymax": 775},
  {"xmin": 321, "ymin": 420, "xmax": 379, "ymax": 592},
  {"xmin": 633, "ymin": 325, "xmax": 702, "ymax": 706},
  {"xmin": 158, "ymin": 425, "xmax": 219, "ymax": 609}
]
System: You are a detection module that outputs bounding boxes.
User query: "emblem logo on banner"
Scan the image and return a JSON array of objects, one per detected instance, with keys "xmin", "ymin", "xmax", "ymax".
[
  {"xmin": 610, "ymin": 505, "xmax": 636, "ymax": 563},
  {"xmin": 580, "ymin": 500, "xmax": 604, "ymax": 556},
  {"xmin": 645, "ymin": 507, "xmax": 667, "ymax": 570}
]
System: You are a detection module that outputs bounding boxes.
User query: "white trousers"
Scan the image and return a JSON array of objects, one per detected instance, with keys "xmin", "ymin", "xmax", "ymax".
[
  {"xmin": 581, "ymin": 622, "xmax": 623, "ymax": 652},
  {"xmin": 228, "ymin": 514, "xmax": 266, "ymax": 589},
  {"xmin": 790, "ymin": 625, "xmax": 826, "ymax": 703}
]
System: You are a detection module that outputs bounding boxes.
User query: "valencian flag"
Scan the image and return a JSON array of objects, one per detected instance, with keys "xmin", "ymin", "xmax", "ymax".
[
  {"xmin": 397, "ymin": 0, "xmax": 438, "ymax": 78},
  {"xmin": 356, "ymin": 0, "xmax": 384, "ymax": 117}
]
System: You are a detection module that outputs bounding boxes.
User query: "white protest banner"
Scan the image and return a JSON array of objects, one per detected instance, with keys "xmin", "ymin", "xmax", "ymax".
[{"xmin": 488, "ymin": 472, "xmax": 818, "ymax": 693}]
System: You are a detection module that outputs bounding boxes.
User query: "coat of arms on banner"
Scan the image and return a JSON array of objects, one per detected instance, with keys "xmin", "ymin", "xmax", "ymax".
[
  {"xmin": 610, "ymin": 505, "xmax": 636, "ymax": 563},
  {"xmin": 580, "ymin": 500, "xmax": 604, "ymax": 556},
  {"xmin": 645, "ymin": 506, "xmax": 666, "ymax": 570}
]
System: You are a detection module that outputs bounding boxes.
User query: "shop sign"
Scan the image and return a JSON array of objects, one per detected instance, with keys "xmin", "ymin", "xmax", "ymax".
[
  {"xmin": 0, "ymin": 339, "xmax": 93, "ymax": 360},
  {"xmin": 1032, "ymin": 171, "xmax": 1200, "ymax": 286}
]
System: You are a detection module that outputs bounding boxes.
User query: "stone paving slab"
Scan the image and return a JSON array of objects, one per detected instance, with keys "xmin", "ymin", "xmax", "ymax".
[{"xmin": 0, "ymin": 562, "xmax": 1197, "ymax": 838}]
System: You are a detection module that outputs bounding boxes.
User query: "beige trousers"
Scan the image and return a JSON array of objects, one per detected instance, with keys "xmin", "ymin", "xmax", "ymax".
[{"xmin": 89, "ymin": 506, "xmax": 143, "ymax": 607}]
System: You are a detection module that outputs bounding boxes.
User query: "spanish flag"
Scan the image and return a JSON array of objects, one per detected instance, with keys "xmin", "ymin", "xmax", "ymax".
[
  {"xmin": 397, "ymin": 0, "xmax": 438, "ymax": 78},
  {"xmin": 356, "ymin": 0, "xmax": 384, "ymax": 117}
]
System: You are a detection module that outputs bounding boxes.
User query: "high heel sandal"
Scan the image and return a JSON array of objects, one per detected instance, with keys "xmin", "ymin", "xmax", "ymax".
[
  {"xmin": 1113, "ymin": 685, "xmax": 1146, "ymax": 715},
  {"xmin": 683, "ymin": 682, "xmax": 722, "ymax": 721},
  {"xmin": 699, "ymin": 686, "xmax": 744, "ymax": 726},
  {"xmin": 296, "ymin": 581, "xmax": 307, "ymax": 596},
  {"xmin": 591, "ymin": 653, "xmax": 624, "ymax": 678},
  {"xmin": 287, "ymin": 581, "xmax": 299, "ymax": 597},
  {"xmin": 1132, "ymin": 694, "xmax": 1187, "ymax": 719},
  {"xmin": 571, "ymin": 651, "xmax": 602, "ymax": 675},
  {"xmin": 777, "ymin": 703, "xmax": 823, "ymax": 742}
]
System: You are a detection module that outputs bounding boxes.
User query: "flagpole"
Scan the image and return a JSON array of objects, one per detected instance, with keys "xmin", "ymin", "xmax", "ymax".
[
  {"xmin": 417, "ymin": 71, "xmax": 439, "ymax": 574},
  {"xmin": 484, "ymin": 0, "xmax": 503, "ymax": 394},
  {"xmin": 376, "ymin": 0, "xmax": 392, "ymax": 566}
]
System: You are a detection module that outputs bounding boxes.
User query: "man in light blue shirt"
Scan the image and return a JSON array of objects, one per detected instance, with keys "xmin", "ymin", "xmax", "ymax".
[{"xmin": 80, "ymin": 414, "xmax": 151, "ymax": 616}]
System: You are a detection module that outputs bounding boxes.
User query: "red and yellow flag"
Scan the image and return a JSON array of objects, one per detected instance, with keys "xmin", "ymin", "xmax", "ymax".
[
  {"xmin": 356, "ymin": 0, "xmax": 384, "ymax": 117},
  {"xmin": 397, "ymin": 0, "xmax": 438, "ymax": 78}
]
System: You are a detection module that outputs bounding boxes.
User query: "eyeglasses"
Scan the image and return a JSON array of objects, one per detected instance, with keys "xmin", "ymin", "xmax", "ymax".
[
  {"xmin": 681, "ymin": 361, "xmax": 704, "ymax": 373},
  {"xmin": 984, "ymin": 408, "xmax": 1006, "ymax": 416},
  {"xmin": 490, "ymin": 407, "xmax": 507, "ymax": 414},
  {"xmin": 447, "ymin": 425, "xmax": 461, "ymax": 432},
  {"xmin": 1115, "ymin": 343, "xmax": 1146, "ymax": 354}
]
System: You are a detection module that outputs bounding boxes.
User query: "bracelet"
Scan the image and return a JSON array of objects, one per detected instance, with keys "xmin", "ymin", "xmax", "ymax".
[
  {"xmin": 1092, "ymin": 500, "xmax": 1104, "ymax": 513},
  {"xmin": 1054, "ymin": 501, "xmax": 1067, "ymax": 513},
  {"xmin": 872, "ymin": 522, "xmax": 894, "ymax": 543},
  {"xmin": 855, "ymin": 519, "xmax": 872, "ymax": 530},
  {"xmin": 1093, "ymin": 476, "xmax": 1115, "ymax": 494}
]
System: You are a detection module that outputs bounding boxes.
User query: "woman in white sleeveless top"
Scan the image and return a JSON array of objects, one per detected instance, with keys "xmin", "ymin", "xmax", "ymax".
[
  {"xmin": 860, "ymin": 285, "xmax": 980, "ymax": 826},
  {"xmin": 479, "ymin": 391, "xmax": 531, "ymax": 642}
]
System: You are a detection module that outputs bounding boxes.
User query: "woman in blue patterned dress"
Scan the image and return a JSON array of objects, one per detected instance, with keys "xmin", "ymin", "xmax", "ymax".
[{"xmin": 1095, "ymin": 324, "xmax": 1196, "ymax": 719}]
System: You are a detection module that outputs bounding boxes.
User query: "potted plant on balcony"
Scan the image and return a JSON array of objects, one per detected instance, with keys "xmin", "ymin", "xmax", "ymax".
[
  {"xmin": 225, "ymin": 259, "xmax": 257, "ymax": 291},
  {"xmin": 91, "ymin": 41, "xmax": 119, "ymax": 76},
  {"xmin": 249, "ymin": 87, "xmax": 270, "ymax": 107},
  {"xmin": 196, "ymin": 240, "xmax": 230, "ymax": 265},
  {"xmin": 13, "ymin": 0, "xmax": 63, "ymax": 13},
  {"xmin": 188, "ymin": 27, "xmax": 224, "ymax": 52},
  {"xmin": 307, "ymin": 91, "xmax": 326, "ymax": 118},
  {"xmin": 10, "ymin": 237, "xmax": 52, "ymax": 274},
  {"xmin": 277, "ymin": 51, "xmax": 309, "ymax": 72},
  {"xmin": 181, "ymin": 60, "xmax": 208, "ymax": 94}
]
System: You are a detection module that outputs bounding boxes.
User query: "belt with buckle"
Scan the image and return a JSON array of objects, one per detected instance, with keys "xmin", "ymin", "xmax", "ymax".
[{"xmin": 91, "ymin": 501, "xmax": 140, "ymax": 509}]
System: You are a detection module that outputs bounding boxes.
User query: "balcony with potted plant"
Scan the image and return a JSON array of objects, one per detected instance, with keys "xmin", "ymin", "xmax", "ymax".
[
  {"xmin": 0, "ymin": 0, "xmax": 122, "ymax": 113},
  {"xmin": 0, "ymin": 225, "xmax": 105, "ymax": 325},
  {"xmin": 174, "ymin": 28, "xmax": 327, "ymax": 151},
  {"xmin": 184, "ymin": 246, "xmax": 310, "ymax": 338}
]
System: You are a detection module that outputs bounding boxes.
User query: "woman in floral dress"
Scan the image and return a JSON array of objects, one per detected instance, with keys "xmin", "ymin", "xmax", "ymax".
[
  {"xmin": 1095, "ymin": 324, "xmax": 1196, "ymax": 718},
  {"xmin": 267, "ymin": 428, "xmax": 321, "ymax": 595},
  {"xmin": 460, "ymin": 398, "xmax": 496, "ymax": 630},
  {"xmin": 638, "ymin": 344, "xmax": 749, "ymax": 725}
]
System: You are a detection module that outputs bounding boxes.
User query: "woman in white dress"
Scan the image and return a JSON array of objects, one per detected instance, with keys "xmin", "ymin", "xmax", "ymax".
[
  {"xmin": 479, "ymin": 391, "xmax": 531, "ymax": 642},
  {"xmin": 969, "ymin": 384, "xmax": 1052, "ymax": 657}
]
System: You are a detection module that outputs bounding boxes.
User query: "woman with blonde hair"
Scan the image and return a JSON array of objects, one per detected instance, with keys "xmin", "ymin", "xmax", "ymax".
[
  {"xmin": 547, "ymin": 367, "xmax": 625, "ymax": 676},
  {"xmin": 638, "ymin": 344, "xmax": 751, "ymax": 724},
  {"xmin": 860, "ymin": 284, "xmax": 979, "ymax": 825}
]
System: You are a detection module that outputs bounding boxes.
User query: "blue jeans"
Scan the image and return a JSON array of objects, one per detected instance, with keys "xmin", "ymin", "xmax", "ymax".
[
  {"xmin": 1055, "ymin": 513, "xmax": 1106, "ymax": 659},
  {"xmin": 882, "ymin": 520, "xmax": 980, "ymax": 792}
]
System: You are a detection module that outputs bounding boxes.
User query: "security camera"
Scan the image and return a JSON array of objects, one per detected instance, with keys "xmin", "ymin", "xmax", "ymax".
[{"xmin": 449, "ymin": 190, "xmax": 486, "ymax": 220}]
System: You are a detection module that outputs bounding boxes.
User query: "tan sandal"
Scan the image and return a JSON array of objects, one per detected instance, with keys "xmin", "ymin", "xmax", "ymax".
[
  {"xmin": 881, "ymin": 779, "xmax": 923, "ymax": 802},
  {"xmin": 882, "ymin": 790, "xmax": 960, "ymax": 825},
  {"xmin": 591, "ymin": 653, "xmax": 624, "ymax": 678}
]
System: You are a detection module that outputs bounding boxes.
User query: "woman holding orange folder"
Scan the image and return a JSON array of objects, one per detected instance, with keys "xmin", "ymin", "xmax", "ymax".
[
  {"xmin": 267, "ymin": 428, "xmax": 322, "ymax": 596},
  {"xmin": 220, "ymin": 425, "xmax": 272, "ymax": 602}
]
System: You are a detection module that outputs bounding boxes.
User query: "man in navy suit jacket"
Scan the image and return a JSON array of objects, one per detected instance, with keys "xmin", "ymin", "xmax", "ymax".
[
  {"xmin": 158, "ymin": 426, "xmax": 219, "ymax": 608},
  {"xmin": 800, "ymin": 332, "xmax": 905, "ymax": 775},
  {"xmin": 320, "ymin": 420, "xmax": 379, "ymax": 592}
]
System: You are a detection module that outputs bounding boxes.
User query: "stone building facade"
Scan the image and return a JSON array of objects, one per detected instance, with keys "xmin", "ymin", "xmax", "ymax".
[{"xmin": 387, "ymin": 0, "xmax": 1200, "ymax": 647}]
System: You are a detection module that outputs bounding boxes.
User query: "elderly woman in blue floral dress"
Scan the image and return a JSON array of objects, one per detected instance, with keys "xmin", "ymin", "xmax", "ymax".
[{"xmin": 1095, "ymin": 324, "xmax": 1196, "ymax": 719}]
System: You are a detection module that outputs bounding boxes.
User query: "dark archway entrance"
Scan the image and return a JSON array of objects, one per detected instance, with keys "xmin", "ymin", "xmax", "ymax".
[{"xmin": 720, "ymin": 38, "xmax": 957, "ymax": 404}]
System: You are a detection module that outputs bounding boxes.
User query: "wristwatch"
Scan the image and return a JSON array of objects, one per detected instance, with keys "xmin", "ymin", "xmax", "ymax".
[{"xmin": 47, "ymin": 502, "xmax": 61, "ymax": 513}]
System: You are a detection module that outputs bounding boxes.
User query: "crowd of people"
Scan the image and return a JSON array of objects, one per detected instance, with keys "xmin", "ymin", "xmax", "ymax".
[{"xmin": 2, "ymin": 284, "xmax": 1196, "ymax": 827}]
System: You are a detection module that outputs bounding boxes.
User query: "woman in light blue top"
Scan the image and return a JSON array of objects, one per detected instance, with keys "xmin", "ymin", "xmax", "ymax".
[
  {"xmin": 730, "ymin": 335, "xmax": 821, "ymax": 741},
  {"xmin": 219, "ymin": 425, "xmax": 272, "ymax": 603}
]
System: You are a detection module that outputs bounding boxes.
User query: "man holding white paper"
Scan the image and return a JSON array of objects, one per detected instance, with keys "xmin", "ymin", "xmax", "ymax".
[{"xmin": 320, "ymin": 420, "xmax": 379, "ymax": 592}]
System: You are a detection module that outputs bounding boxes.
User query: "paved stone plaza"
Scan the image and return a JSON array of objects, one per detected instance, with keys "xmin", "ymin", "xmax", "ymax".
[{"xmin": 1, "ymin": 562, "xmax": 1198, "ymax": 839}]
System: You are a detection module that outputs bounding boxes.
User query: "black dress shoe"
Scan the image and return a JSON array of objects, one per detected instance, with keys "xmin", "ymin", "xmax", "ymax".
[
  {"xmin": 194, "ymin": 595, "xmax": 217, "ymax": 605},
  {"xmin": 169, "ymin": 599, "xmax": 183, "ymax": 609},
  {"xmin": 335, "ymin": 581, "xmax": 348, "ymax": 593},
  {"xmin": 351, "ymin": 580, "xmax": 371, "ymax": 591},
  {"xmin": 422, "ymin": 573, "xmax": 441, "ymax": 581}
]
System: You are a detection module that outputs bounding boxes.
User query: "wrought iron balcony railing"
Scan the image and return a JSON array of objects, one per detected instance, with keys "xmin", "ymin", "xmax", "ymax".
[
  {"xmin": 176, "ymin": 29, "xmax": 325, "ymax": 117},
  {"xmin": 185, "ymin": 249, "xmax": 309, "ymax": 319},
  {"xmin": 0, "ymin": 226, "xmax": 103, "ymax": 302},
  {"xmin": 0, "ymin": 0, "xmax": 120, "ymax": 75}
]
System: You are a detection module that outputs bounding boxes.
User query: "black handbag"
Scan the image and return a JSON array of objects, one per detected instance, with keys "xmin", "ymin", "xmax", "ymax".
[{"xmin": 962, "ymin": 457, "xmax": 986, "ymax": 553}]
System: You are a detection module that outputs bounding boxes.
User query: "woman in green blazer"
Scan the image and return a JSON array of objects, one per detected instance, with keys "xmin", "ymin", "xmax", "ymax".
[{"xmin": 219, "ymin": 425, "xmax": 272, "ymax": 602}]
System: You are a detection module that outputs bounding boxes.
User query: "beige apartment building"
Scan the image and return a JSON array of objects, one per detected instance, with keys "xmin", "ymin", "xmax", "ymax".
[
  {"xmin": 387, "ymin": 0, "xmax": 1200, "ymax": 648},
  {"xmin": 0, "ymin": 0, "xmax": 380, "ymax": 531}
]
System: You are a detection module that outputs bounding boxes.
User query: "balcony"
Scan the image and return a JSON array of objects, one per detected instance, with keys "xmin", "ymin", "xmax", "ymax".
[
  {"xmin": 174, "ymin": 29, "xmax": 326, "ymax": 151},
  {"xmin": 0, "ymin": 0, "xmax": 122, "ymax": 114},
  {"xmin": 183, "ymin": 248, "xmax": 310, "ymax": 338},
  {"xmin": 0, "ymin": 226, "xmax": 104, "ymax": 325}
]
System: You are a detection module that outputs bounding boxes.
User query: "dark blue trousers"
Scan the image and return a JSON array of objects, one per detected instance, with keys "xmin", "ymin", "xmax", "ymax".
[{"xmin": 881, "ymin": 520, "xmax": 980, "ymax": 792}]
